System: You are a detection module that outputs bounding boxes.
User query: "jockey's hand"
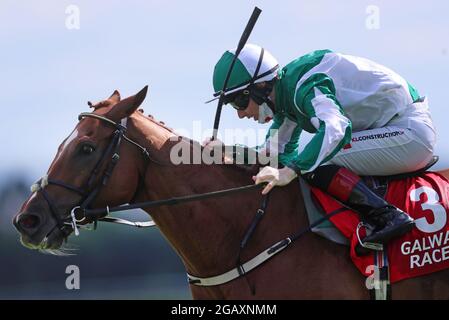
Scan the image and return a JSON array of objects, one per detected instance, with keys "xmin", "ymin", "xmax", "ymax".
[
  {"xmin": 202, "ymin": 137, "xmax": 233, "ymax": 164},
  {"xmin": 252, "ymin": 166, "xmax": 298, "ymax": 195}
]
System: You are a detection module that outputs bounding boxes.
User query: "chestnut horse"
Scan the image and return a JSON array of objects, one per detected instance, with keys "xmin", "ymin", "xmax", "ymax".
[{"xmin": 13, "ymin": 87, "xmax": 449, "ymax": 299}]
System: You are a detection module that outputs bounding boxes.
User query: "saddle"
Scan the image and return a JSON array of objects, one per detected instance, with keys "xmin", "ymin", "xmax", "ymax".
[
  {"xmin": 361, "ymin": 155, "xmax": 440, "ymax": 198},
  {"xmin": 301, "ymin": 155, "xmax": 449, "ymax": 294}
]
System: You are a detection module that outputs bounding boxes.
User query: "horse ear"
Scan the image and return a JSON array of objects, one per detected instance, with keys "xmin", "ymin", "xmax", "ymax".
[
  {"xmin": 109, "ymin": 90, "xmax": 121, "ymax": 103},
  {"xmin": 106, "ymin": 86, "xmax": 148, "ymax": 121}
]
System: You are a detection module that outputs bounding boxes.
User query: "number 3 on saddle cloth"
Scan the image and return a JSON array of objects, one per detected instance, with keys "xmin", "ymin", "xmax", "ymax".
[{"xmin": 311, "ymin": 171, "xmax": 449, "ymax": 283}]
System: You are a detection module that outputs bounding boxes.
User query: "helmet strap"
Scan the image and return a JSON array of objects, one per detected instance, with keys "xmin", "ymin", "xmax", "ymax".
[
  {"xmin": 247, "ymin": 47, "xmax": 276, "ymax": 111},
  {"xmin": 250, "ymin": 48, "xmax": 265, "ymax": 86},
  {"xmin": 248, "ymin": 79, "xmax": 276, "ymax": 111}
]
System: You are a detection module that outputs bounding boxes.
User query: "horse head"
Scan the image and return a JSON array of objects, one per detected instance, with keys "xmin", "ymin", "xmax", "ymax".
[{"xmin": 13, "ymin": 86, "xmax": 149, "ymax": 253}]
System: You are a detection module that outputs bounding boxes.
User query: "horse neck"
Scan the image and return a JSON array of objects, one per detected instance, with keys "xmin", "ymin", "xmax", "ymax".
[{"xmin": 128, "ymin": 113, "xmax": 262, "ymax": 277}]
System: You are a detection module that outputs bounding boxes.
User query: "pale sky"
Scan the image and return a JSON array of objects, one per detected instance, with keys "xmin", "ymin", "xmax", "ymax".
[{"xmin": 1, "ymin": 0, "xmax": 448, "ymax": 179}]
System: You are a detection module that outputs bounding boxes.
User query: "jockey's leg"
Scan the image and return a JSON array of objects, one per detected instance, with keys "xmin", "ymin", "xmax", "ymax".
[
  {"xmin": 303, "ymin": 165, "xmax": 414, "ymax": 245},
  {"xmin": 329, "ymin": 98, "xmax": 436, "ymax": 176}
]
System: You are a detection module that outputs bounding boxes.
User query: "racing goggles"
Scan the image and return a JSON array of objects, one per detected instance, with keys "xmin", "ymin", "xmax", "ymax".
[{"xmin": 224, "ymin": 89, "xmax": 251, "ymax": 111}]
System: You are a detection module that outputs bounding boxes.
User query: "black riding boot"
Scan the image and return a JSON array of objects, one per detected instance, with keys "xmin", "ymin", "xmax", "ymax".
[{"xmin": 304, "ymin": 165, "xmax": 415, "ymax": 249}]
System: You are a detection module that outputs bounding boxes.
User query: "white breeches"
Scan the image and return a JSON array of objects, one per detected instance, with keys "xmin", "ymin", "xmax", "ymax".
[{"xmin": 328, "ymin": 97, "xmax": 436, "ymax": 176}]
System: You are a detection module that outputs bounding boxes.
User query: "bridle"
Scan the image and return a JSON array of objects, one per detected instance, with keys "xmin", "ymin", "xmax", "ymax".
[{"xmin": 31, "ymin": 112, "xmax": 152, "ymax": 237}]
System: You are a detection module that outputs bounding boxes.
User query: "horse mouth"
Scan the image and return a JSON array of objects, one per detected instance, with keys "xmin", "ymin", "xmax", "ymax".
[{"xmin": 20, "ymin": 224, "xmax": 71, "ymax": 253}]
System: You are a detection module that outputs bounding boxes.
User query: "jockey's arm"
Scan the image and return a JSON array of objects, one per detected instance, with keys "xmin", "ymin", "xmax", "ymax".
[
  {"xmin": 261, "ymin": 113, "xmax": 302, "ymax": 167},
  {"xmin": 284, "ymin": 77, "xmax": 352, "ymax": 175},
  {"xmin": 254, "ymin": 76, "xmax": 353, "ymax": 194}
]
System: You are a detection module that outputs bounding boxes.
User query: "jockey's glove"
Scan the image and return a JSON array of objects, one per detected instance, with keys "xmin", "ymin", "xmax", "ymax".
[{"xmin": 253, "ymin": 166, "xmax": 298, "ymax": 195}]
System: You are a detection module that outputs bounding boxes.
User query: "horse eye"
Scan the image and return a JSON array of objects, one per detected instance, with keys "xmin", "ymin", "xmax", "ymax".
[{"xmin": 82, "ymin": 145, "xmax": 95, "ymax": 154}]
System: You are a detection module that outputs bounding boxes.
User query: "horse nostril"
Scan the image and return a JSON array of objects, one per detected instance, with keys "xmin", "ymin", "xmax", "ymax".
[{"xmin": 18, "ymin": 214, "xmax": 41, "ymax": 230}]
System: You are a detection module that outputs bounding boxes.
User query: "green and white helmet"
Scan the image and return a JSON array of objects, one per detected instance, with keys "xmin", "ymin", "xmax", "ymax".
[{"xmin": 212, "ymin": 44, "xmax": 279, "ymax": 97}]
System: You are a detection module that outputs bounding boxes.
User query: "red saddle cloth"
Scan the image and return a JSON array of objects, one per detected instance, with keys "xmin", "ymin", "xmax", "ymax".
[{"xmin": 310, "ymin": 172, "xmax": 449, "ymax": 283}]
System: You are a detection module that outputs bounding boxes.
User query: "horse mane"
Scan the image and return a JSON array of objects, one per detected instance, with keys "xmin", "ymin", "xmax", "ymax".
[{"xmin": 144, "ymin": 112, "xmax": 177, "ymax": 134}]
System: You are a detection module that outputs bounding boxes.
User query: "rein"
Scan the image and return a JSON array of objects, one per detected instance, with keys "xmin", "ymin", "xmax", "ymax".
[
  {"xmin": 31, "ymin": 112, "xmax": 344, "ymax": 288},
  {"xmin": 80, "ymin": 183, "xmax": 264, "ymax": 220}
]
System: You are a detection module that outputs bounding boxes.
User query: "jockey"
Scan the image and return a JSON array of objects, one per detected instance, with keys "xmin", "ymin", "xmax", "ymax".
[{"xmin": 208, "ymin": 44, "xmax": 436, "ymax": 249}]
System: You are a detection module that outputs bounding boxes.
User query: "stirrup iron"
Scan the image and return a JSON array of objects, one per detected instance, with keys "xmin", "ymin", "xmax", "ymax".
[{"xmin": 356, "ymin": 222, "xmax": 384, "ymax": 251}]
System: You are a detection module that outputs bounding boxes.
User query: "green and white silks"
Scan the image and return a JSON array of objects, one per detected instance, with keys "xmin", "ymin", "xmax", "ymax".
[{"xmin": 264, "ymin": 49, "xmax": 425, "ymax": 174}]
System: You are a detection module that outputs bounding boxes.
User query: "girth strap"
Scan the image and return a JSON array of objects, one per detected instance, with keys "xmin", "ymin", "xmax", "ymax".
[{"xmin": 187, "ymin": 206, "xmax": 347, "ymax": 286}]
